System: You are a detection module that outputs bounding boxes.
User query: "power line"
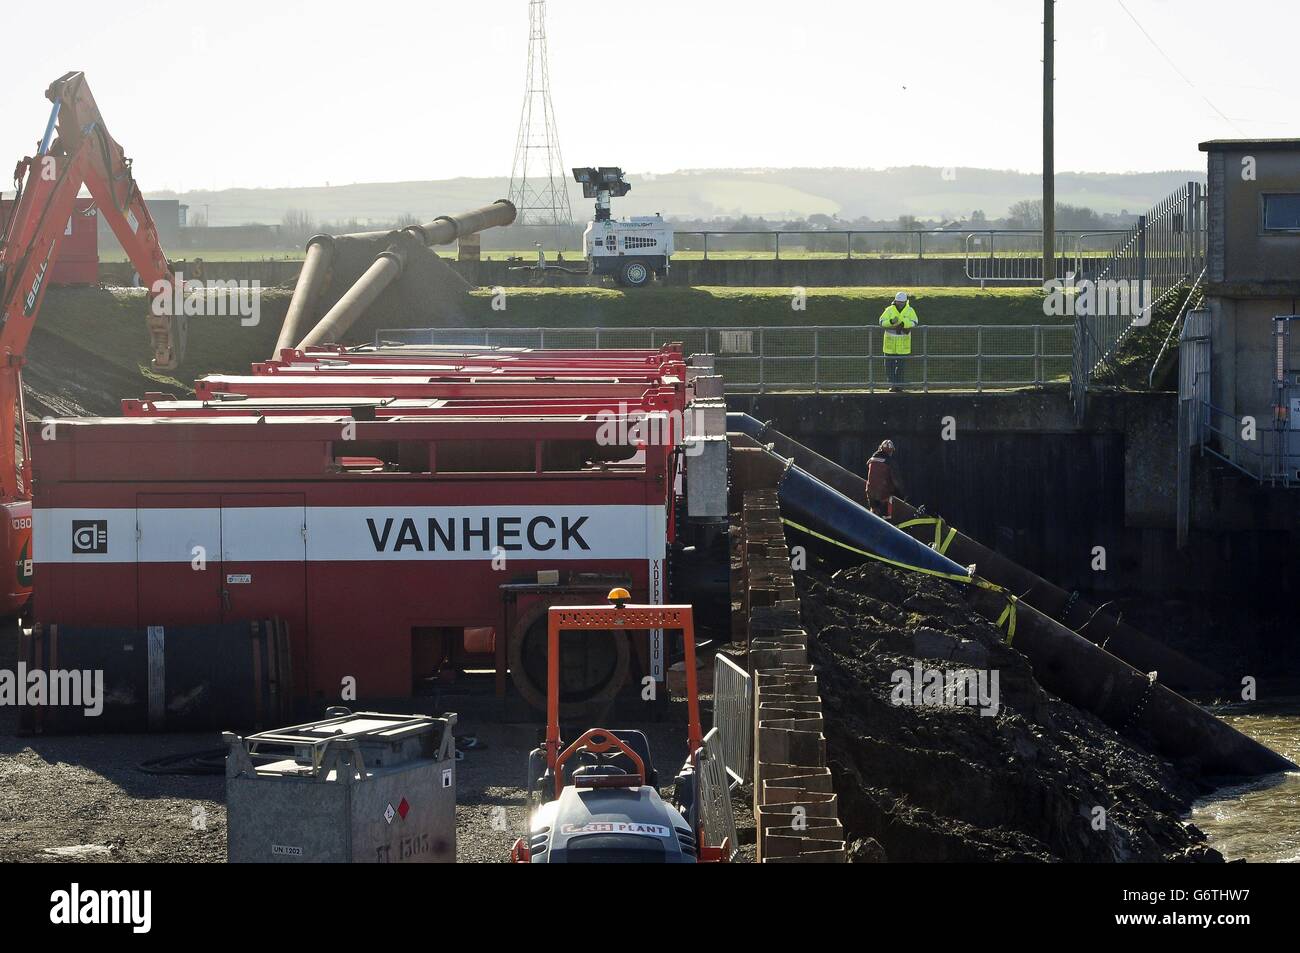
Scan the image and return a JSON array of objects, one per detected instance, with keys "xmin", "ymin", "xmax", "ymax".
[{"xmin": 1114, "ymin": 0, "xmax": 1244, "ymax": 135}]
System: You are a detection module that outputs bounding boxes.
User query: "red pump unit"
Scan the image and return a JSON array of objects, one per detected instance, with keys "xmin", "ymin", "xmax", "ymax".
[{"xmin": 32, "ymin": 343, "xmax": 699, "ymax": 711}]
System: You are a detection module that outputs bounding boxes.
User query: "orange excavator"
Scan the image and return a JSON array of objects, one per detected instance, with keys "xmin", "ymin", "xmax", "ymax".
[{"xmin": 0, "ymin": 71, "xmax": 181, "ymax": 615}]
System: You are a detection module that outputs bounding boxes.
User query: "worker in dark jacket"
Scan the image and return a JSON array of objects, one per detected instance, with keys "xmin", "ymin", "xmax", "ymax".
[{"xmin": 866, "ymin": 440, "xmax": 903, "ymax": 518}]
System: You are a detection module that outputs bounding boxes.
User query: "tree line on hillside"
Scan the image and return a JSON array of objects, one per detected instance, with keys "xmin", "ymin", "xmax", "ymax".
[
  {"xmin": 669, "ymin": 201, "xmax": 1136, "ymax": 234},
  {"xmin": 178, "ymin": 201, "xmax": 1140, "ymax": 254}
]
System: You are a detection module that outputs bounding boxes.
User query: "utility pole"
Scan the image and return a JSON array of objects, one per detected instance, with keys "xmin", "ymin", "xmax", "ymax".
[{"xmin": 1042, "ymin": 0, "xmax": 1055, "ymax": 282}]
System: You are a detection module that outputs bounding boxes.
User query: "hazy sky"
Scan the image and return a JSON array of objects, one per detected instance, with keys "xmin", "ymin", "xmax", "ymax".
[{"xmin": 1, "ymin": 0, "xmax": 1293, "ymax": 193}]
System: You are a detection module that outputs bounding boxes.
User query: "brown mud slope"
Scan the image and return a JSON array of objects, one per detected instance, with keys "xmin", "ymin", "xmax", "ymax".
[
  {"xmin": 23, "ymin": 327, "xmax": 154, "ymax": 418},
  {"xmin": 798, "ymin": 560, "xmax": 1221, "ymax": 863}
]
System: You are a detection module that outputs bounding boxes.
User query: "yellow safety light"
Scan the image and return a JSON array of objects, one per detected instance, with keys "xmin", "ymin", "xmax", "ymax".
[{"xmin": 607, "ymin": 587, "xmax": 631, "ymax": 607}]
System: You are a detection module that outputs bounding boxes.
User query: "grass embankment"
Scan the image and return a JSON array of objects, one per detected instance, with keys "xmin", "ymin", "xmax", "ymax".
[
  {"xmin": 1090, "ymin": 288, "xmax": 1200, "ymax": 391},
  {"xmin": 461, "ymin": 286, "xmax": 1051, "ymax": 328}
]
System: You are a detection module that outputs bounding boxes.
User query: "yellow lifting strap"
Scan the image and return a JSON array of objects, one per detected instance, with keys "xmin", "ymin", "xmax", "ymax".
[
  {"xmin": 780, "ymin": 517, "xmax": 975, "ymax": 585},
  {"xmin": 993, "ymin": 591, "xmax": 1019, "ymax": 644},
  {"xmin": 896, "ymin": 516, "xmax": 958, "ymax": 556},
  {"xmin": 781, "ymin": 516, "xmax": 1020, "ymax": 645}
]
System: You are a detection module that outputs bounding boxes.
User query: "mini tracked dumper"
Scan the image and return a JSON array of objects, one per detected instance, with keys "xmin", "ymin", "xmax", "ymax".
[{"xmin": 510, "ymin": 589, "xmax": 729, "ymax": 863}]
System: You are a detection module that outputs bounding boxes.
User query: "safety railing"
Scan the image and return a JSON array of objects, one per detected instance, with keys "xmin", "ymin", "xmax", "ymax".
[
  {"xmin": 964, "ymin": 231, "xmax": 1128, "ymax": 283},
  {"xmin": 1197, "ymin": 401, "xmax": 1300, "ymax": 488},
  {"xmin": 695, "ymin": 728, "xmax": 740, "ymax": 862},
  {"xmin": 1071, "ymin": 182, "xmax": 1206, "ymax": 421},
  {"xmin": 672, "ymin": 228, "xmax": 1126, "ymax": 262},
  {"xmin": 1186, "ymin": 315, "xmax": 1300, "ymax": 489},
  {"xmin": 376, "ymin": 324, "xmax": 1073, "ymax": 394},
  {"xmin": 712, "ymin": 654, "xmax": 752, "ymax": 785}
]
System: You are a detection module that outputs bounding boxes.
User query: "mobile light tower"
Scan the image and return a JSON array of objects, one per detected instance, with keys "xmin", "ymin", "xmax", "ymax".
[{"xmin": 573, "ymin": 167, "xmax": 672, "ymax": 287}]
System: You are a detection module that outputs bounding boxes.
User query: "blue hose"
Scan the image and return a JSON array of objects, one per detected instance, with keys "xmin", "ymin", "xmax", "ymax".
[
  {"xmin": 730, "ymin": 411, "xmax": 968, "ymax": 578},
  {"xmin": 775, "ymin": 453, "xmax": 971, "ymax": 580}
]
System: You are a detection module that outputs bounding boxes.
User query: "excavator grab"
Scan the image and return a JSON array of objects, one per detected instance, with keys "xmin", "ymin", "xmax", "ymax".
[{"xmin": 0, "ymin": 71, "xmax": 177, "ymax": 615}]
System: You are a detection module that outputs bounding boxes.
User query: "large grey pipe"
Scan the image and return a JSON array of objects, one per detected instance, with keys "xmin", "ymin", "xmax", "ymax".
[
  {"xmin": 292, "ymin": 200, "xmax": 518, "ymax": 350},
  {"xmin": 405, "ymin": 198, "xmax": 517, "ymax": 247},
  {"xmin": 297, "ymin": 246, "xmax": 405, "ymax": 350},
  {"xmin": 274, "ymin": 234, "xmax": 335, "ymax": 357},
  {"xmin": 963, "ymin": 587, "xmax": 1295, "ymax": 777},
  {"xmin": 728, "ymin": 412, "xmax": 1224, "ymax": 693},
  {"xmin": 733, "ymin": 433, "xmax": 1294, "ymax": 777},
  {"xmin": 335, "ymin": 198, "xmax": 517, "ymax": 245}
]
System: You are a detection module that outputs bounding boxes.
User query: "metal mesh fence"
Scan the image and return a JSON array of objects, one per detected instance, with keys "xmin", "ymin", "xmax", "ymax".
[
  {"xmin": 1070, "ymin": 182, "xmax": 1206, "ymax": 422},
  {"xmin": 670, "ymin": 229, "xmax": 1124, "ymax": 261},
  {"xmin": 375, "ymin": 325, "xmax": 1071, "ymax": 393}
]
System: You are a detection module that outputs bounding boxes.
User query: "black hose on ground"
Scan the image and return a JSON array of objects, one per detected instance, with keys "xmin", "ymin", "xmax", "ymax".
[{"xmin": 136, "ymin": 747, "xmax": 228, "ymax": 776}]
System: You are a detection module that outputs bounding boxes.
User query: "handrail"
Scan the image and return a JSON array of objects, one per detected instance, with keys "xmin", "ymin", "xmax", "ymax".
[
  {"xmin": 375, "ymin": 324, "xmax": 1073, "ymax": 394},
  {"xmin": 672, "ymin": 228, "xmax": 1128, "ymax": 261},
  {"xmin": 1149, "ymin": 267, "xmax": 1207, "ymax": 389}
]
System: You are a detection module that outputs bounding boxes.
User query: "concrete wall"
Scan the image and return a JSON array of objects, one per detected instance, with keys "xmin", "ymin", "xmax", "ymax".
[
  {"xmin": 727, "ymin": 389, "xmax": 1300, "ymax": 599},
  {"xmin": 1208, "ymin": 296, "xmax": 1300, "ymax": 419},
  {"xmin": 1202, "ymin": 142, "xmax": 1300, "ymax": 481},
  {"xmin": 1206, "ymin": 146, "xmax": 1300, "ymax": 284},
  {"xmin": 663, "ymin": 257, "xmax": 982, "ymax": 288},
  {"xmin": 98, "ymin": 256, "xmax": 994, "ymax": 290},
  {"xmin": 99, "ymin": 259, "xmax": 304, "ymax": 287}
]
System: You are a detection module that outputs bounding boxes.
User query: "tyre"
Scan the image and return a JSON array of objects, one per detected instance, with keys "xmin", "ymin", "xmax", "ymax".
[
  {"xmin": 507, "ymin": 599, "xmax": 630, "ymax": 716},
  {"xmin": 617, "ymin": 259, "xmax": 651, "ymax": 287}
]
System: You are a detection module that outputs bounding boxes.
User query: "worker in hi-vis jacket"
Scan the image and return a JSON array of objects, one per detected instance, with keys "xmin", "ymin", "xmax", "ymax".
[
  {"xmin": 879, "ymin": 291, "xmax": 919, "ymax": 391},
  {"xmin": 866, "ymin": 440, "xmax": 903, "ymax": 519}
]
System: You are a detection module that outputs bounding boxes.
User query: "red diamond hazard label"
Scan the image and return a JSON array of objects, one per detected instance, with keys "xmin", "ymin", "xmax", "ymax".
[{"xmin": 397, "ymin": 798, "xmax": 410, "ymax": 820}]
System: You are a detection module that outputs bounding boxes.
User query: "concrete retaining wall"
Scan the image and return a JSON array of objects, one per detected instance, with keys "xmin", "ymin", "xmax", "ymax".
[
  {"xmin": 98, "ymin": 256, "xmax": 1006, "ymax": 289},
  {"xmin": 727, "ymin": 388, "xmax": 1300, "ymax": 602}
]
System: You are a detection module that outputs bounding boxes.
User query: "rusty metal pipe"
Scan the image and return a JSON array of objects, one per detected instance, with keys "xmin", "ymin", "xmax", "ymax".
[
  {"xmin": 274, "ymin": 234, "xmax": 335, "ymax": 357},
  {"xmin": 297, "ymin": 246, "xmax": 404, "ymax": 349},
  {"xmin": 963, "ymin": 587, "xmax": 1295, "ymax": 777},
  {"xmin": 407, "ymin": 198, "xmax": 517, "ymax": 247},
  {"xmin": 293, "ymin": 200, "xmax": 517, "ymax": 348},
  {"xmin": 340, "ymin": 199, "xmax": 517, "ymax": 245}
]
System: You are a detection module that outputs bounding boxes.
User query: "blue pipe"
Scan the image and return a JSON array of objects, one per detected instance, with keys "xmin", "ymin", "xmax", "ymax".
[
  {"xmin": 774, "ymin": 452, "xmax": 971, "ymax": 580},
  {"xmin": 728, "ymin": 411, "xmax": 767, "ymax": 440},
  {"xmin": 730, "ymin": 411, "xmax": 968, "ymax": 577}
]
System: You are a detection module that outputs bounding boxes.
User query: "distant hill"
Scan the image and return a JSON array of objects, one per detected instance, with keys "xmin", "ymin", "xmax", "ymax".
[{"xmin": 149, "ymin": 166, "xmax": 1205, "ymax": 227}]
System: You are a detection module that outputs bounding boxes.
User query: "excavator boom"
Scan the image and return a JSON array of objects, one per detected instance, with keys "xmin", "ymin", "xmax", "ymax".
[{"xmin": 0, "ymin": 71, "xmax": 178, "ymax": 614}]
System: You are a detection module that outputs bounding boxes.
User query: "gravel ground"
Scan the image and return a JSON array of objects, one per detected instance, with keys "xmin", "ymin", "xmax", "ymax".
[{"xmin": 0, "ymin": 624, "xmax": 753, "ymax": 862}]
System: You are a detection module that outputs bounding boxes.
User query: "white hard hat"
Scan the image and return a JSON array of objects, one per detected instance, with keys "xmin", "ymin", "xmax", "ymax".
[{"xmin": 894, "ymin": 291, "xmax": 908, "ymax": 303}]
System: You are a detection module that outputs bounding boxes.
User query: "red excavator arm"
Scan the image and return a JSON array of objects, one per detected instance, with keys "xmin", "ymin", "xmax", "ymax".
[
  {"xmin": 0, "ymin": 71, "xmax": 182, "ymax": 369},
  {"xmin": 0, "ymin": 71, "xmax": 182, "ymax": 614}
]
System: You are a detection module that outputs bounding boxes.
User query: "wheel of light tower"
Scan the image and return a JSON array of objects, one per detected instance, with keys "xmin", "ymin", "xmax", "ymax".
[{"xmin": 618, "ymin": 259, "xmax": 651, "ymax": 287}]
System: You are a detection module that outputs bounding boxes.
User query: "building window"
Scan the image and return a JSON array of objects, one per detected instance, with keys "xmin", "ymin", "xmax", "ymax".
[{"xmin": 1263, "ymin": 194, "xmax": 1300, "ymax": 231}]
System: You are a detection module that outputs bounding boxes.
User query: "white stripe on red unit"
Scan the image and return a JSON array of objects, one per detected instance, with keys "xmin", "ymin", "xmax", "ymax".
[{"xmin": 34, "ymin": 505, "xmax": 667, "ymax": 564}]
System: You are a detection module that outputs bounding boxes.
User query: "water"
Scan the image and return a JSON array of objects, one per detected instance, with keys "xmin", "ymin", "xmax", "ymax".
[{"xmin": 1191, "ymin": 699, "xmax": 1300, "ymax": 863}]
